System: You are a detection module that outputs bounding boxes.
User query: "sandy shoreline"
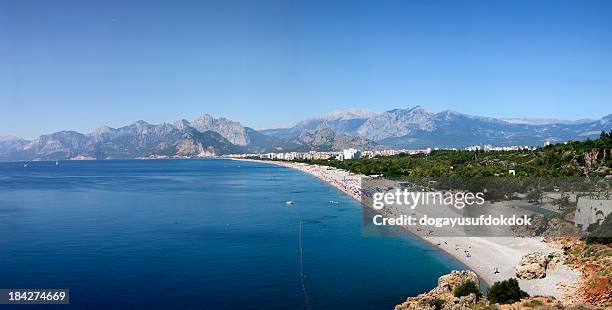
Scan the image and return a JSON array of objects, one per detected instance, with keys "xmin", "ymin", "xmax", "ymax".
[{"xmin": 233, "ymin": 158, "xmax": 581, "ymax": 300}]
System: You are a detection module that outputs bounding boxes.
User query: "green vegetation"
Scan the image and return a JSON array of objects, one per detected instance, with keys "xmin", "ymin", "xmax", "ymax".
[
  {"xmin": 565, "ymin": 241, "xmax": 612, "ymax": 273},
  {"xmin": 428, "ymin": 298, "xmax": 445, "ymax": 310},
  {"xmin": 586, "ymin": 214, "xmax": 612, "ymax": 245},
  {"xmin": 454, "ymin": 280, "xmax": 482, "ymax": 299},
  {"xmin": 469, "ymin": 299, "xmax": 498, "ymax": 310},
  {"xmin": 555, "ymin": 193, "xmax": 577, "ymax": 217},
  {"xmin": 294, "ymin": 133, "xmax": 612, "ymax": 178},
  {"xmin": 526, "ymin": 189, "xmax": 544, "ymax": 204},
  {"xmin": 522, "ymin": 299, "xmax": 544, "ymax": 307},
  {"xmin": 486, "ymin": 278, "xmax": 529, "ymax": 304}
]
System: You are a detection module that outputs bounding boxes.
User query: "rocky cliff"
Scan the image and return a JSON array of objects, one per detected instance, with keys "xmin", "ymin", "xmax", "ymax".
[{"xmin": 395, "ymin": 270, "xmax": 480, "ymax": 310}]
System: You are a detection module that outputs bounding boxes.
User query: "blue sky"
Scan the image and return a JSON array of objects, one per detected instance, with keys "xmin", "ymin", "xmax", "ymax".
[{"xmin": 1, "ymin": 0, "xmax": 611, "ymax": 138}]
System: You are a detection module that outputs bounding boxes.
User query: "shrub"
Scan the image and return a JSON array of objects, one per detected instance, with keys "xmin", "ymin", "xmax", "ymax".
[
  {"xmin": 586, "ymin": 213, "xmax": 612, "ymax": 245},
  {"xmin": 453, "ymin": 280, "xmax": 482, "ymax": 299},
  {"xmin": 469, "ymin": 299, "xmax": 499, "ymax": 310},
  {"xmin": 428, "ymin": 298, "xmax": 445, "ymax": 310},
  {"xmin": 526, "ymin": 189, "xmax": 543, "ymax": 204},
  {"xmin": 487, "ymin": 278, "xmax": 529, "ymax": 304},
  {"xmin": 521, "ymin": 299, "xmax": 543, "ymax": 307}
]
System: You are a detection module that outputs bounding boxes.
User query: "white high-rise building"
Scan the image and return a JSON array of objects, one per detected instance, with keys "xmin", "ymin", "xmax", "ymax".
[{"xmin": 342, "ymin": 148, "xmax": 361, "ymax": 160}]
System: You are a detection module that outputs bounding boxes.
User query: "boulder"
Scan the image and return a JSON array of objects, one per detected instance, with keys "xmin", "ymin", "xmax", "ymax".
[
  {"xmin": 433, "ymin": 270, "xmax": 479, "ymax": 296},
  {"xmin": 515, "ymin": 251, "xmax": 550, "ymax": 279}
]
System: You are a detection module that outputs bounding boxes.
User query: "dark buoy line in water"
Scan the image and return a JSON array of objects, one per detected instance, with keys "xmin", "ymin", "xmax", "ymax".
[
  {"xmin": 268, "ymin": 163, "xmax": 312, "ymax": 310},
  {"xmin": 0, "ymin": 159, "xmax": 466, "ymax": 309},
  {"xmin": 298, "ymin": 217, "xmax": 311, "ymax": 310}
]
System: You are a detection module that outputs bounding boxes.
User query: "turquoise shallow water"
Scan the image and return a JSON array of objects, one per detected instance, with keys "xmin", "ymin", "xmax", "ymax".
[{"xmin": 0, "ymin": 159, "xmax": 464, "ymax": 309}]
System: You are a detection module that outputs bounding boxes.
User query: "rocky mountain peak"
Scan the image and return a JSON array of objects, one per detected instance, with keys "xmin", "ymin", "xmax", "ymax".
[
  {"xmin": 191, "ymin": 114, "xmax": 249, "ymax": 146},
  {"xmin": 173, "ymin": 119, "xmax": 192, "ymax": 130},
  {"xmin": 192, "ymin": 114, "xmax": 214, "ymax": 124},
  {"xmin": 407, "ymin": 105, "xmax": 428, "ymax": 112},
  {"xmin": 314, "ymin": 122, "xmax": 333, "ymax": 131},
  {"xmin": 293, "ymin": 122, "xmax": 377, "ymax": 151},
  {"xmin": 0, "ymin": 135, "xmax": 24, "ymax": 142},
  {"xmin": 318, "ymin": 108, "xmax": 379, "ymax": 121},
  {"xmin": 599, "ymin": 114, "xmax": 612, "ymax": 125},
  {"xmin": 296, "ymin": 122, "xmax": 334, "ymax": 147},
  {"xmin": 357, "ymin": 106, "xmax": 435, "ymax": 140},
  {"xmin": 131, "ymin": 120, "xmax": 152, "ymax": 129},
  {"xmin": 90, "ymin": 126, "xmax": 117, "ymax": 142},
  {"xmin": 93, "ymin": 126, "xmax": 114, "ymax": 133},
  {"xmin": 439, "ymin": 109, "xmax": 462, "ymax": 116}
]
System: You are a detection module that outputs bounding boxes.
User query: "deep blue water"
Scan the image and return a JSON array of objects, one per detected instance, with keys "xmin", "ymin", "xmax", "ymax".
[{"xmin": 0, "ymin": 159, "xmax": 464, "ymax": 309}]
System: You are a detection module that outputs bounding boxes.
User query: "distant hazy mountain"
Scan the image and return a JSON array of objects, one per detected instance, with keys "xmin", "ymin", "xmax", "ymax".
[
  {"xmin": 191, "ymin": 114, "xmax": 250, "ymax": 146},
  {"xmin": 356, "ymin": 106, "xmax": 438, "ymax": 141},
  {"xmin": 1, "ymin": 107, "xmax": 610, "ymax": 161},
  {"xmin": 0, "ymin": 115, "xmax": 254, "ymax": 161},
  {"xmin": 260, "ymin": 108, "xmax": 379, "ymax": 139},
  {"xmin": 0, "ymin": 120, "xmax": 244, "ymax": 161},
  {"xmin": 1, "ymin": 112, "xmax": 374, "ymax": 161},
  {"xmin": 373, "ymin": 109, "xmax": 611, "ymax": 148},
  {"xmin": 262, "ymin": 106, "xmax": 612, "ymax": 149},
  {"xmin": 0, "ymin": 136, "xmax": 29, "ymax": 156},
  {"xmin": 289, "ymin": 123, "xmax": 377, "ymax": 152},
  {"xmin": 501, "ymin": 118, "xmax": 595, "ymax": 125},
  {"xmin": 87, "ymin": 120, "xmax": 244, "ymax": 158},
  {"xmin": 185, "ymin": 115, "xmax": 281, "ymax": 152}
]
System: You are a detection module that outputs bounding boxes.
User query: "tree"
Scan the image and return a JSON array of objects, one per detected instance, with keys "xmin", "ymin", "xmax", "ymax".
[
  {"xmin": 586, "ymin": 213, "xmax": 612, "ymax": 245},
  {"xmin": 428, "ymin": 298, "xmax": 445, "ymax": 310},
  {"xmin": 527, "ymin": 189, "xmax": 543, "ymax": 204},
  {"xmin": 454, "ymin": 280, "xmax": 482, "ymax": 299},
  {"xmin": 487, "ymin": 278, "xmax": 529, "ymax": 304},
  {"xmin": 553, "ymin": 193, "xmax": 571, "ymax": 211}
]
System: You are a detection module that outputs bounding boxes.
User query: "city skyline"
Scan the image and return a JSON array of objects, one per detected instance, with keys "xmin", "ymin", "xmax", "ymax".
[{"xmin": 2, "ymin": 0, "xmax": 612, "ymax": 138}]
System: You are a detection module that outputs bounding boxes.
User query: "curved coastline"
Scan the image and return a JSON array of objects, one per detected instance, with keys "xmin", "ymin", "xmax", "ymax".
[
  {"xmin": 232, "ymin": 158, "xmax": 580, "ymax": 300},
  {"xmin": 1, "ymin": 158, "xmax": 474, "ymax": 309},
  {"xmin": 231, "ymin": 159, "xmax": 482, "ymax": 280}
]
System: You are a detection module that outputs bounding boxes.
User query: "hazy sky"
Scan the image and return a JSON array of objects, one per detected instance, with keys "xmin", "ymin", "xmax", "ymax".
[{"xmin": 1, "ymin": 0, "xmax": 611, "ymax": 138}]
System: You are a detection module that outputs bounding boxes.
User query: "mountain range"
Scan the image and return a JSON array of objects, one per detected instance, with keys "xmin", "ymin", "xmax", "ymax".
[
  {"xmin": 262, "ymin": 106, "xmax": 612, "ymax": 149},
  {"xmin": 1, "ymin": 107, "xmax": 611, "ymax": 161}
]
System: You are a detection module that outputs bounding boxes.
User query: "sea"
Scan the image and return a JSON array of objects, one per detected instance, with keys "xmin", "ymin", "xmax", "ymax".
[{"xmin": 0, "ymin": 159, "xmax": 464, "ymax": 309}]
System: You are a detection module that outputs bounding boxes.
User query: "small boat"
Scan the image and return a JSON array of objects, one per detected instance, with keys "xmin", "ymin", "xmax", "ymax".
[
  {"xmin": 55, "ymin": 161, "xmax": 60, "ymax": 166},
  {"xmin": 23, "ymin": 164, "xmax": 29, "ymax": 167},
  {"xmin": 285, "ymin": 201, "xmax": 294, "ymax": 205},
  {"xmin": 329, "ymin": 200, "xmax": 339, "ymax": 204}
]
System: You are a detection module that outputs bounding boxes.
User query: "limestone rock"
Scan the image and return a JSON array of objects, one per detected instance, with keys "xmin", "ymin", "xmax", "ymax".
[
  {"xmin": 433, "ymin": 270, "xmax": 479, "ymax": 296},
  {"xmin": 516, "ymin": 251, "xmax": 550, "ymax": 279},
  {"xmin": 395, "ymin": 270, "xmax": 481, "ymax": 310}
]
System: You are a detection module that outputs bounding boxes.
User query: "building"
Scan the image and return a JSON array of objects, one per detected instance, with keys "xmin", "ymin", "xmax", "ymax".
[
  {"xmin": 341, "ymin": 148, "xmax": 361, "ymax": 160},
  {"xmin": 574, "ymin": 196, "xmax": 612, "ymax": 231}
]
